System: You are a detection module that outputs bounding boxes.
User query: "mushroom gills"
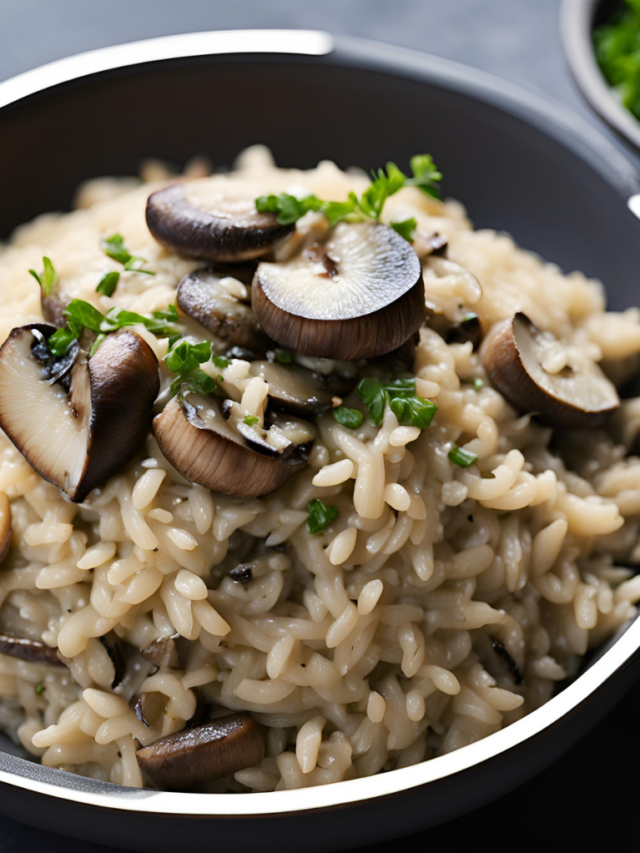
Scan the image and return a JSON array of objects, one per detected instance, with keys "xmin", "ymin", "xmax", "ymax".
[
  {"xmin": 177, "ymin": 266, "xmax": 271, "ymax": 352},
  {"xmin": 252, "ymin": 222, "xmax": 425, "ymax": 359},
  {"xmin": 135, "ymin": 713, "xmax": 265, "ymax": 790},
  {"xmin": 0, "ymin": 633, "xmax": 67, "ymax": 668},
  {"xmin": 153, "ymin": 393, "xmax": 311, "ymax": 497},
  {"xmin": 0, "ymin": 325, "xmax": 160, "ymax": 502},
  {"xmin": 482, "ymin": 313, "xmax": 620, "ymax": 428},
  {"xmin": 146, "ymin": 178, "xmax": 294, "ymax": 262}
]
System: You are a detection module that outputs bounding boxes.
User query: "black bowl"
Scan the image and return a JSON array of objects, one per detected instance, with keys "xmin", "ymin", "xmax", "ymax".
[
  {"xmin": 1, "ymin": 29, "xmax": 640, "ymax": 853},
  {"xmin": 562, "ymin": 0, "xmax": 640, "ymax": 150}
]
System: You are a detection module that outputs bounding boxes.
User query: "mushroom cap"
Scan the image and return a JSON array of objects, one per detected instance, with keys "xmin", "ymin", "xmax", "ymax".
[
  {"xmin": 176, "ymin": 266, "xmax": 271, "ymax": 351},
  {"xmin": 136, "ymin": 713, "xmax": 265, "ymax": 790},
  {"xmin": 253, "ymin": 222, "xmax": 425, "ymax": 359},
  {"xmin": 153, "ymin": 394, "xmax": 309, "ymax": 497},
  {"xmin": 482, "ymin": 313, "xmax": 620, "ymax": 428},
  {"xmin": 146, "ymin": 179, "xmax": 293, "ymax": 262},
  {"xmin": 0, "ymin": 325, "xmax": 160, "ymax": 502}
]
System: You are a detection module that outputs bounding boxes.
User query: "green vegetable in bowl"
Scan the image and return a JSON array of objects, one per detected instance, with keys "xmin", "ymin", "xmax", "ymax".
[{"xmin": 594, "ymin": 0, "xmax": 640, "ymax": 122}]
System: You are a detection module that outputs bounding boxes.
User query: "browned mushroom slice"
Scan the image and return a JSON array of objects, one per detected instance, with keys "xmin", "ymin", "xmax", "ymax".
[
  {"xmin": 153, "ymin": 394, "xmax": 310, "ymax": 497},
  {"xmin": 136, "ymin": 713, "xmax": 265, "ymax": 790},
  {"xmin": 252, "ymin": 222, "xmax": 425, "ymax": 359},
  {"xmin": 176, "ymin": 266, "xmax": 271, "ymax": 351},
  {"xmin": 41, "ymin": 290, "xmax": 69, "ymax": 328},
  {"xmin": 0, "ymin": 633, "xmax": 67, "ymax": 668},
  {"xmin": 482, "ymin": 313, "xmax": 619, "ymax": 428},
  {"xmin": 146, "ymin": 178, "xmax": 293, "ymax": 262},
  {"xmin": 0, "ymin": 493, "xmax": 11, "ymax": 565},
  {"xmin": 0, "ymin": 325, "xmax": 160, "ymax": 502},
  {"xmin": 141, "ymin": 634, "xmax": 185, "ymax": 670},
  {"xmin": 249, "ymin": 360, "xmax": 335, "ymax": 416}
]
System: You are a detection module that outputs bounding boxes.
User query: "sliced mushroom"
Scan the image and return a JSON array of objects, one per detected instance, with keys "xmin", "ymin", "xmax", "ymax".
[
  {"xmin": 153, "ymin": 394, "xmax": 310, "ymax": 497},
  {"xmin": 0, "ymin": 633, "xmax": 67, "ymax": 668},
  {"xmin": 136, "ymin": 713, "xmax": 265, "ymax": 790},
  {"xmin": 141, "ymin": 634, "xmax": 186, "ymax": 670},
  {"xmin": 146, "ymin": 178, "xmax": 293, "ymax": 262},
  {"xmin": 176, "ymin": 266, "xmax": 271, "ymax": 351},
  {"xmin": 135, "ymin": 692, "xmax": 167, "ymax": 729},
  {"xmin": 0, "ymin": 493, "xmax": 11, "ymax": 565},
  {"xmin": 41, "ymin": 290, "xmax": 69, "ymax": 328},
  {"xmin": 249, "ymin": 360, "xmax": 334, "ymax": 416},
  {"xmin": 0, "ymin": 325, "xmax": 160, "ymax": 502},
  {"xmin": 482, "ymin": 313, "xmax": 619, "ymax": 428},
  {"xmin": 252, "ymin": 222, "xmax": 425, "ymax": 359}
]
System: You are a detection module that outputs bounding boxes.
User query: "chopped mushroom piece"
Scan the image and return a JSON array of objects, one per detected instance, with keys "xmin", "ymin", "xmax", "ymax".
[
  {"xmin": 146, "ymin": 178, "xmax": 294, "ymax": 262},
  {"xmin": 0, "ymin": 494, "xmax": 11, "ymax": 564},
  {"xmin": 153, "ymin": 394, "xmax": 311, "ymax": 497},
  {"xmin": 249, "ymin": 360, "xmax": 335, "ymax": 416},
  {"xmin": 135, "ymin": 692, "xmax": 167, "ymax": 729},
  {"xmin": 41, "ymin": 290, "xmax": 69, "ymax": 328},
  {"xmin": 141, "ymin": 634, "xmax": 185, "ymax": 670},
  {"xmin": 136, "ymin": 713, "xmax": 265, "ymax": 790},
  {"xmin": 177, "ymin": 266, "xmax": 271, "ymax": 351},
  {"xmin": 0, "ymin": 325, "xmax": 160, "ymax": 502},
  {"xmin": 252, "ymin": 222, "xmax": 425, "ymax": 359},
  {"xmin": 0, "ymin": 633, "xmax": 67, "ymax": 668},
  {"xmin": 482, "ymin": 313, "xmax": 620, "ymax": 428}
]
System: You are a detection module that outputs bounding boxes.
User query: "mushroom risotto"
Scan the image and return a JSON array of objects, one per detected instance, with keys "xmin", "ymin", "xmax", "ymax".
[{"xmin": 0, "ymin": 146, "xmax": 639, "ymax": 792}]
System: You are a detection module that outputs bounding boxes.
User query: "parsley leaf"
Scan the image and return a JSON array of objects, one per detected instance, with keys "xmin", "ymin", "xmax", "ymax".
[
  {"xmin": 594, "ymin": 0, "xmax": 640, "ymax": 122},
  {"xmin": 390, "ymin": 217, "xmax": 417, "ymax": 242},
  {"xmin": 243, "ymin": 415, "xmax": 259, "ymax": 426},
  {"xmin": 306, "ymin": 499, "xmax": 339, "ymax": 535},
  {"xmin": 164, "ymin": 338, "xmax": 217, "ymax": 397},
  {"xmin": 405, "ymin": 154, "xmax": 443, "ymax": 199},
  {"xmin": 256, "ymin": 193, "xmax": 324, "ymax": 225},
  {"xmin": 48, "ymin": 327, "xmax": 78, "ymax": 357},
  {"xmin": 473, "ymin": 377, "xmax": 484, "ymax": 391},
  {"xmin": 333, "ymin": 407, "xmax": 364, "ymax": 429},
  {"xmin": 274, "ymin": 348, "xmax": 293, "ymax": 364},
  {"xmin": 254, "ymin": 153, "xmax": 442, "ymax": 231},
  {"xmin": 35, "ymin": 681, "xmax": 45, "ymax": 696},
  {"xmin": 28, "ymin": 256, "xmax": 58, "ymax": 297},
  {"xmin": 356, "ymin": 376, "xmax": 437, "ymax": 429},
  {"xmin": 448, "ymin": 445, "xmax": 478, "ymax": 467},
  {"xmin": 96, "ymin": 270, "xmax": 120, "ymax": 297},
  {"xmin": 100, "ymin": 233, "xmax": 155, "ymax": 275},
  {"xmin": 212, "ymin": 354, "xmax": 230, "ymax": 369}
]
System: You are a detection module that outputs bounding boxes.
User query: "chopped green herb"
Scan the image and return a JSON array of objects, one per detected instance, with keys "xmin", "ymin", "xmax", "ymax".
[
  {"xmin": 96, "ymin": 270, "xmax": 120, "ymax": 297},
  {"xmin": 255, "ymin": 193, "xmax": 324, "ymax": 225},
  {"xmin": 333, "ymin": 406, "xmax": 364, "ymax": 429},
  {"xmin": 274, "ymin": 348, "xmax": 293, "ymax": 364},
  {"xmin": 100, "ymin": 233, "xmax": 155, "ymax": 275},
  {"xmin": 473, "ymin": 377, "xmax": 485, "ymax": 391},
  {"xmin": 390, "ymin": 217, "xmax": 417, "ymax": 242},
  {"xmin": 594, "ymin": 0, "xmax": 640, "ymax": 122},
  {"xmin": 35, "ymin": 681, "xmax": 45, "ymax": 696},
  {"xmin": 164, "ymin": 338, "xmax": 216, "ymax": 397},
  {"xmin": 243, "ymin": 415, "xmax": 260, "ymax": 427},
  {"xmin": 255, "ymin": 153, "xmax": 442, "ymax": 228},
  {"xmin": 356, "ymin": 377, "xmax": 437, "ymax": 430},
  {"xmin": 28, "ymin": 256, "xmax": 58, "ymax": 296},
  {"xmin": 306, "ymin": 498, "xmax": 339, "ymax": 535},
  {"xmin": 448, "ymin": 445, "xmax": 478, "ymax": 467},
  {"xmin": 47, "ymin": 299, "xmax": 181, "ymax": 357},
  {"xmin": 212, "ymin": 354, "xmax": 230, "ymax": 369}
]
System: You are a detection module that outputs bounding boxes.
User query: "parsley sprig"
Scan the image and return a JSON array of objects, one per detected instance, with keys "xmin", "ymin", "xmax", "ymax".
[
  {"xmin": 356, "ymin": 377, "xmax": 437, "ymax": 430},
  {"xmin": 48, "ymin": 300, "xmax": 181, "ymax": 357},
  {"xmin": 255, "ymin": 154, "xmax": 442, "ymax": 243},
  {"xmin": 164, "ymin": 338, "xmax": 230, "ymax": 397},
  {"xmin": 100, "ymin": 233, "xmax": 155, "ymax": 275},
  {"xmin": 28, "ymin": 256, "xmax": 58, "ymax": 297},
  {"xmin": 306, "ymin": 499, "xmax": 339, "ymax": 535},
  {"xmin": 594, "ymin": 0, "xmax": 640, "ymax": 122},
  {"xmin": 448, "ymin": 445, "xmax": 478, "ymax": 467}
]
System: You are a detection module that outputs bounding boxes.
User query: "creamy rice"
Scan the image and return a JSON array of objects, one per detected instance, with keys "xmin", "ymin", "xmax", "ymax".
[{"xmin": 0, "ymin": 146, "xmax": 640, "ymax": 792}]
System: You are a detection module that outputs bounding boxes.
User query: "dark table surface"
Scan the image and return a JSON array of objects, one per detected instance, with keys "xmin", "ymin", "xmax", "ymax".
[{"xmin": 0, "ymin": 0, "xmax": 638, "ymax": 850}]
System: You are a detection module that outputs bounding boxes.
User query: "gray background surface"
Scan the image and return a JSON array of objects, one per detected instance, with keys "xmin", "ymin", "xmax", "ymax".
[{"xmin": 0, "ymin": 0, "xmax": 637, "ymax": 850}]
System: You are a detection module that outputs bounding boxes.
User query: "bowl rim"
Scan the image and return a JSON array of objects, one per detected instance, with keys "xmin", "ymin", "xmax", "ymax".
[
  {"xmin": 0, "ymin": 26, "xmax": 639, "ymax": 817},
  {"xmin": 561, "ymin": 0, "xmax": 640, "ymax": 151}
]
